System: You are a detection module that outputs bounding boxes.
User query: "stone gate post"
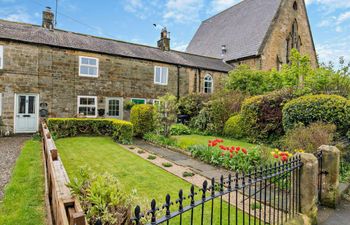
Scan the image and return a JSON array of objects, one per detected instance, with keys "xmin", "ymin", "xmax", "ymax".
[{"xmin": 318, "ymin": 145, "xmax": 341, "ymax": 208}]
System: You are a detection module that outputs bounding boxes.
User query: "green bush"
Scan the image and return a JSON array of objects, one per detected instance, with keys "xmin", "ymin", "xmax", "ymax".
[
  {"xmin": 177, "ymin": 93, "xmax": 209, "ymax": 119},
  {"xmin": 282, "ymin": 122, "xmax": 336, "ymax": 153},
  {"xmin": 223, "ymin": 114, "xmax": 245, "ymax": 139},
  {"xmin": 282, "ymin": 94, "xmax": 350, "ymax": 134},
  {"xmin": 130, "ymin": 104, "xmax": 155, "ymax": 137},
  {"xmin": 170, "ymin": 124, "xmax": 191, "ymax": 135},
  {"xmin": 67, "ymin": 169, "xmax": 136, "ymax": 225},
  {"xmin": 47, "ymin": 118, "xmax": 133, "ymax": 144},
  {"xmin": 240, "ymin": 88, "xmax": 296, "ymax": 143},
  {"xmin": 190, "ymin": 90, "xmax": 246, "ymax": 135},
  {"xmin": 143, "ymin": 132, "xmax": 177, "ymax": 147}
]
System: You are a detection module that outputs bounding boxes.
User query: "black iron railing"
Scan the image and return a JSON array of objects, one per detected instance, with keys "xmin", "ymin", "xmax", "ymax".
[{"xmin": 131, "ymin": 156, "xmax": 303, "ymax": 225}]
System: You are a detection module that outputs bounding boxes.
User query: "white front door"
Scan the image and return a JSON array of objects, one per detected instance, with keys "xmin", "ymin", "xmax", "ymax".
[
  {"xmin": 14, "ymin": 94, "xmax": 39, "ymax": 133},
  {"xmin": 105, "ymin": 97, "xmax": 123, "ymax": 119}
]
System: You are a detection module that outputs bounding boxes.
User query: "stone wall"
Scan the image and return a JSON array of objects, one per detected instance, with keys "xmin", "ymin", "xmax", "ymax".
[
  {"xmin": 261, "ymin": 0, "xmax": 318, "ymax": 70},
  {"xmin": 0, "ymin": 40, "xmax": 227, "ymax": 133}
]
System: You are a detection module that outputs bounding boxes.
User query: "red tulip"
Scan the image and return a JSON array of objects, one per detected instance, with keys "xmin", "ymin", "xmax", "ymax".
[
  {"xmin": 236, "ymin": 147, "xmax": 241, "ymax": 151},
  {"xmin": 281, "ymin": 155, "xmax": 288, "ymax": 162},
  {"xmin": 273, "ymin": 154, "xmax": 279, "ymax": 159},
  {"xmin": 242, "ymin": 148, "xmax": 247, "ymax": 154}
]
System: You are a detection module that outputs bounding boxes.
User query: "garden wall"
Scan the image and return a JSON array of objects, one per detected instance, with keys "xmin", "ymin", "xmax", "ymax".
[{"xmin": 41, "ymin": 122, "xmax": 87, "ymax": 225}]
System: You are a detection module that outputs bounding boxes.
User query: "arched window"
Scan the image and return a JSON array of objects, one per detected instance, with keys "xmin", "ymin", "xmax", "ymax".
[{"xmin": 204, "ymin": 74, "xmax": 213, "ymax": 94}]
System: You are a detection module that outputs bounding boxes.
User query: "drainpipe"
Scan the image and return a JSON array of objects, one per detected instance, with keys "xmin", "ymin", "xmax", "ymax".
[
  {"xmin": 198, "ymin": 68, "xmax": 202, "ymax": 93},
  {"xmin": 177, "ymin": 65, "xmax": 181, "ymax": 100}
]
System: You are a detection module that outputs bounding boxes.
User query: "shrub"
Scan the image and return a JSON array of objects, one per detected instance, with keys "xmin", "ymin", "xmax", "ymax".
[
  {"xmin": 47, "ymin": 118, "xmax": 133, "ymax": 144},
  {"xmin": 282, "ymin": 94, "xmax": 350, "ymax": 134},
  {"xmin": 67, "ymin": 169, "xmax": 136, "ymax": 225},
  {"xmin": 223, "ymin": 114, "xmax": 245, "ymax": 139},
  {"xmin": 282, "ymin": 122, "xmax": 336, "ymax": 153},
  {"xmin": 170, "ymin": 124, "xmax": 191, "ymax": 135},
  {"xmin": 147, "ymin": 155, "xmax": 157, "ymax": 160},
  {"xmin": 190, "ymin": 90, "xmax": 246, "ymax": 135},
  {"xmin": 154, "ymin": 94, "xmax": 178, "ymax": 137},
  {"xmin": 130, "ymin": 104, "xmax": 155, "ymax": 137},
  {"xmin": 162, "ymin": 162, "xmax": 173, "ymax": 167},
  {"xmin": 182, "ymin": 171, "xmax": 195, "ymax": 177},
  {"xmin": 240, "ymin": 88, "xmax": 296, "ymax": 143},
  {"xmin": 177, "ymin": 93, "xmax": 210, "ymax": 119}
]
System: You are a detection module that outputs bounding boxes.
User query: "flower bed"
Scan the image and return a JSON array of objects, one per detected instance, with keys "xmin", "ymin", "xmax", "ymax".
[{"xmin": 189, "ymin": 139, "xmax": 293, "ymax": 172}]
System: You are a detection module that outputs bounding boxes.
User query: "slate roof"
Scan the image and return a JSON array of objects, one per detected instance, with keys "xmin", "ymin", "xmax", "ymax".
[
  {"xmin": 0, "ymin": 19, "xmax": 232, "ymax": 72},
  {"xmin": 186, "ymin": 0, "xmax": 282, "ymax": 62}
]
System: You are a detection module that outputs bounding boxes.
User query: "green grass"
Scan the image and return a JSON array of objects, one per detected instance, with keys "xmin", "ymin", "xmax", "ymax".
[
  {"xmin": 0, "ymin": 140, "xmax": 46, "ymax": 225},
  {"xmin": 173, "ymin": 134, "xmax": 257, "ymax": 150},
  {"xmin": 57, "ymin": 137, "xmax": 253, "ymax": 224}
]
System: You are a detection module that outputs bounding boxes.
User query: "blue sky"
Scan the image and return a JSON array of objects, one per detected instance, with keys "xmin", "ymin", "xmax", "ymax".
[{"xmin": 0, "ymin": 0, "xmax": 349, "ymax": 65}]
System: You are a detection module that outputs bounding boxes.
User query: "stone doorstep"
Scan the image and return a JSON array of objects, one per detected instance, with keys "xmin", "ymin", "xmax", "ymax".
[{"xmin": 121, "ymin": 144, "xmax": 288, "ymax": 223}]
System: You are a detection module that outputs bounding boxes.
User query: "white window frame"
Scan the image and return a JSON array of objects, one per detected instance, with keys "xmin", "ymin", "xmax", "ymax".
[
  {"xmin": 0, "ymin": 46, "xmax": 3, "ymax": 69},
  {"xmin": 154, "ymin": 66, "xmax": 168, "ymax": 85},
  {"xmin": 77, "ymin": 96, "xmax": 97, "ymax": 118},
  {"xmin": 79, "ymin": 56, "xmax": 99, "ymax": 77},
  {"xmin": 152, "ymin": 99, "xmax": 160, "ymax": 106},
  {"xmin": 131, "ymin": 98, "xmax": 147, "ymax": 104},
  {"xmin": 204, "ymin": 74, "xmax": 214, "ymax": 94},
  {"xmin": 105, "ymin": 97, "xmax": 123, "ymax": 119}
]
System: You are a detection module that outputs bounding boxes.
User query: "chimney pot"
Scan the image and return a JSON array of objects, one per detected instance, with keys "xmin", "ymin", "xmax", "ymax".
[{"xmin": 42, "ymin": 7, "xmax": 54, "ymax": 29}]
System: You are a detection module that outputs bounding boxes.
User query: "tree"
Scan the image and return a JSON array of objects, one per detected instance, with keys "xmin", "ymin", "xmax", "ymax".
[{"xmin": 155, "ymin": 93, "xmax": 177, "ymax": 137}]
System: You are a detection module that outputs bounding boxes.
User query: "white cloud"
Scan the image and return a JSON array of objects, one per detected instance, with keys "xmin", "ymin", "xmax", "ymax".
[
  {"xmin": 208, "ymin": 0, "xmax": 241, "ymax": 14},
  {"xmin": 0, "ymin": 7, "xmax": 33, "ymax": 23},
  {"xmin": 172, "ymin": 41, "xmax": 188, "ymax": 51},
  {"xmin": 337, "ymin": 11, "xmax": 350, "ymax": 24},
  {"xmin": 122, "ymin": 0, "xmax": 161, "ymax": 20},
  {"xmin": 163, "ymin": 0, "xmax": 204, "ymax": 23},
  {"xmin": 316, "ymin": 36, "xmax": 350, "ymax": 64}
]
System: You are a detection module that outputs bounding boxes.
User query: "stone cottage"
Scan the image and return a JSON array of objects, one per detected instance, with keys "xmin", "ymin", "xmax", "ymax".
[{"xmin": 0, "ymin": 0, "xmax": 316, "ymax": 134}]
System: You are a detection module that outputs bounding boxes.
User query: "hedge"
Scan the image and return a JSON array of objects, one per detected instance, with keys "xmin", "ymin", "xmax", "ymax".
[
  {"xmin": 130, "ymin": 104, "xmax": 155, "ymax": 137},
  {"xmin": 47, "ymin": 118, "xmax": 133, "ymax": 144},
  {"xmin": 282, "ymin": 94, "xmax": 350, "ymax": 133},
  {"xmin": 240, "ymin": 89, "xmax": 295, "ymax": 143},
  {"xmin": 223, "ymin": 114, "xmax": 245, "ymax": 139}
]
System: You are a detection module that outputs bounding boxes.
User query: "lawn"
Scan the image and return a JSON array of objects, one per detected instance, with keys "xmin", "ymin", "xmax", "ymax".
[
  {"xmin": 173, "ymin": 134, "xmax": 257, "ymax": 150},
  {"xmin": 57, "ymin": 137, "xmax": 253, "ymax": 224},
  {"xmin": 0, "ymin": 140, "xmax": 46, "ymax": 225}
]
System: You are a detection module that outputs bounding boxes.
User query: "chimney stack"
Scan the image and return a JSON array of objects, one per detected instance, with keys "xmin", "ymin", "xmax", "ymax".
[
  {"xmin": 42, "ymin": 7, "xmax": 54, "ymax": 29},
  {"xmin": 157, "ymin": 27, "xmax": 170, "ymax": 51}
]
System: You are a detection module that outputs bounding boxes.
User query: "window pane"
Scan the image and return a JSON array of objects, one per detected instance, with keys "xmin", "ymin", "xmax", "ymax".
[
  {"xmin": 87, "ymin": 107, "xmax": 96, "ymax": 116},
  {"xmin": 79, "ymin": 106, "xmax": 87, "ymax": 115},
  {"xmin": 80, "ymin": 98, "xmax": 87, "ymax": 105},
  {"xmin": 88, "ymin": 58, "xmax": 97, "ymax": 65},
  {"xmin": 108, "ymin": 99, "xmax": 120, "ymax": 117},
  {"xmin": 81, "ymin": 57, "xmax": 89, "ymax": 64},
  {"xmin": 28, "ymin": 96, "xmax": 35, "ymax": 114},
  {"xmin": 89, "ymin": 67, "xmax": 97, "ymax": 75},
  {"xmin": 80, "ymin": 66, "xmax": 89, "ymax": 75},
  {"xmin": 87, "ymin": 98, "xmax": 95, "ymax": 105},
  {"xmin": 18, "ymin": 96, "xmax": 26, "ymax": 113}
]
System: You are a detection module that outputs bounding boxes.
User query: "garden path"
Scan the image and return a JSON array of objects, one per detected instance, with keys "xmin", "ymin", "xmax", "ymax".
[
  {"xmin": 133, "ymin": 139, "xmax": 231, "ymax": 180},
  {"xmin": 0, "ymin": 135, "xmax": 30, "ymax": 199},
  {"xmin": 318, "ymin": 200, "xmax": 350, "ymax": 225}
]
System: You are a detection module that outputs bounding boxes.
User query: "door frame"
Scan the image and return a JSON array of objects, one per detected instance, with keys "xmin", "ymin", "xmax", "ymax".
[
  {"xmin": 13, "ymin": 93, "xmax": 40, "ymax": 133},
  {"xmin": 105, "ymin": 97, "xmax": 123, "ymax": 119}
]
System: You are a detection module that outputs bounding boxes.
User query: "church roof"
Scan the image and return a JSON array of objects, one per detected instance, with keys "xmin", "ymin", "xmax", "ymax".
[
  {"xmin": 0, "ymin": 19, "xmax": 233, "ymax": 72},
  {"xmin": 186, "ymin": 0, "xmax": 282, "ymax": 62}
]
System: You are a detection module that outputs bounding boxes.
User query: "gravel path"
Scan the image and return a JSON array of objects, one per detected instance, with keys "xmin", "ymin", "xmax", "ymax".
[{"xmin": 0, "ymin": 136, "xmax": 30, "ymax": 199}]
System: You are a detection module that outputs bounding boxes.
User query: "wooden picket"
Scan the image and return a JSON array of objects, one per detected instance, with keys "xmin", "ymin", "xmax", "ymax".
[{"xmin": 41, "ymin": 122, "xmax": 87, "ymax": 225}]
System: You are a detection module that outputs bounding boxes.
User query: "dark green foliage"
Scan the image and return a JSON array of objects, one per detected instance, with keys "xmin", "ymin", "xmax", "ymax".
[
  {"xmin": 190, "ymin": 90, "xmax": 246, "ymax": 135},
  {"xmin": 162, "ymin": 162, "xmax": 173, "ymax": 167},
  {"xmin": 240, "ymin": 89, "xmax": 296, "ymax": 143},
  {"xmin": 170, "ymin": 124, "xmax": 191, "ymax": 135},
  {"xmin": 147, "ymin": 155, "xmax": 157, "ymax": 160},
  {"xmin": 137, "ymin": 150, "xmax": 145, "ymax": 154},
  {"xmin": 282, "ymin": 94, "xmax": 350, "ymax": 134},
  {"xmin": 130, "ymin": 104, "xmax": 155, "ymax": 137},
  {"xmin": 177, "ymin": 93, "xmax": 209, "ymax": 118},
  {"xmin": 182, "ymin": 171, "xmax": 195, "ymax": 177},
  {"xmin": 47, "ymin": 118, "xmax": 133, "ymax": 144},
  {"xmin": 223, "ymin": 114, "xmax": 245, "ymax": 139}
]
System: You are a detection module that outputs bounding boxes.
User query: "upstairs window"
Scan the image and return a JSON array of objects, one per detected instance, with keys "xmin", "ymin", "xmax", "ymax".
[
  {"xmin": 79, "ymin": 56, "xmax": 99, "ymax": 77},
  {"xmin": 204, "ymin": 74, "xmax": 213, "ymax": 94},
  {"xmin": 154, "ymin": 66, "xmax": 168, "ymax": 85},
  {"xmin": 0, "ymin": 46, "xmax": 3, "ymax": 69},
  {"xmin": 77, "ymin": 96, "xmax": 97, "ymax": 117}
]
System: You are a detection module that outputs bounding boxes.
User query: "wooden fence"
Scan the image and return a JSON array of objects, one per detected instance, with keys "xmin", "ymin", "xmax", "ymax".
[{"xmin": 41, "ymin": 122, "xmax": 87, "ymax": 225}]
